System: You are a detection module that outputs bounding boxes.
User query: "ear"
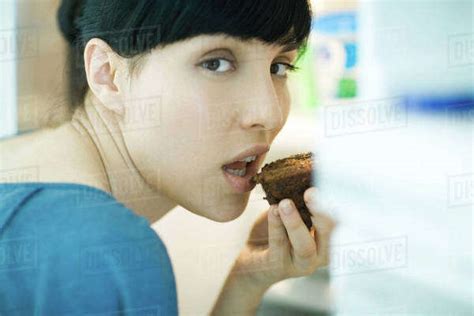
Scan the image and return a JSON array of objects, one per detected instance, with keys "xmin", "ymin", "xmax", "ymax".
[{"xmin": 83, "ymin": 38, "xmax": 126, "ymax": 115}]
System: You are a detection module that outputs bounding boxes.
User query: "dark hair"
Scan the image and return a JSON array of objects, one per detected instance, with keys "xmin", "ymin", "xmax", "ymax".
[{"xmin": 57, "ymin": 0, "xmax": 312, "ymax": 110}]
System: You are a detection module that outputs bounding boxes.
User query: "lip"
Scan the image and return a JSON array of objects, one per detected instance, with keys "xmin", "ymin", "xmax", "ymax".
[
  {"xmin": 221, "ymin": 144, "xmax": 270, "ymax": 194},
  {"xmin": 223, "ymin": 144, "xmax": 270, "ymax": 166}
]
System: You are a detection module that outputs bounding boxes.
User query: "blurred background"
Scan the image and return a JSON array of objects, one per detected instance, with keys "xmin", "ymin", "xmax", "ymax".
[{"xmin": 1, "ymin": 0, "xmax": 472, "ymax": 315}]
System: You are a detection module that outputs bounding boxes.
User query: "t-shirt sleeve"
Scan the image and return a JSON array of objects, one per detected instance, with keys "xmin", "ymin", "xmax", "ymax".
[{"xmin": 0, "ymin": 187, "xmax": 178, "ymax": 315}]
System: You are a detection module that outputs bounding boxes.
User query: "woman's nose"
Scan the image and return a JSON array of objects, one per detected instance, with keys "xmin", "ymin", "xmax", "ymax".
[{"xmin": 239, "ymin": 78, "xmax": 284, "ymax": 133}]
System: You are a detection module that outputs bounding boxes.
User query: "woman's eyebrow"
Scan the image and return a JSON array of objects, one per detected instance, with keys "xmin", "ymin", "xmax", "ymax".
[
  {"xmin": 279, "ymin": 43, "xmax": 299, "ymax": 53},
  {"xmin": 201, "ymin": 47, "xmax": 234, "ymax": 56}
]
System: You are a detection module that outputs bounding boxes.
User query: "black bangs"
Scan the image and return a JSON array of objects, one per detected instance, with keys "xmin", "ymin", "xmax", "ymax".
[
  {"xmin": 75, "ymin": 0, "xmax": 312, "ymax": 56},
  {"xmin": 166, "ymin": 0, "xmax": 313, "ymax": 48}
]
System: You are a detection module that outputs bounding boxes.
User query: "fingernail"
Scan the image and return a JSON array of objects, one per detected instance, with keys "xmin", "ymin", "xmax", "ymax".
[{"xmin": 280, "ymin": 200, "xmax": 293, "ymax": 215}]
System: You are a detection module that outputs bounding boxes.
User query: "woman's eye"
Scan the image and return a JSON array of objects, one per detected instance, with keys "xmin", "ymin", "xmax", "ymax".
[
  {"xmin": 270, "ymin": 63, "xmax": 296, "ymax": 77},
  {"xmin": 201, "ymin": 58, "xmax": 234, "ymax": 73}
]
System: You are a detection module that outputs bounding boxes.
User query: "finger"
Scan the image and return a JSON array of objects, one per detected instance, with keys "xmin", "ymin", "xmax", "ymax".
[
  {"xmin": 267, "ymin": 204, "xmax": 290, "ymax": 272},
  {"xmin": 267, "ymin": 205, "xmax": 289, "ymax": 255},
  {"xmin": 311, "ymin": 211, "xmax": 337, "ymax": 238},
  {"xmin": 311, "ymin": 212, "xmax": 336, "ymax": 266},
  {"xmin": 304, "ymin": 187, "xmax": 319, "ymax": 216},
  {"xmin": 278, "ymin": 199, "xmax": 317, "ymax": 263}
]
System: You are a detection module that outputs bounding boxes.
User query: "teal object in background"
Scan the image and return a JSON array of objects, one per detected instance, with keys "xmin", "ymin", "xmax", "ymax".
[
  {"xmin": 313, "ymin": 12, "xmax": 357, "ymax": 35},
  {"xmin": 344, "ymin": 42, "xmax": 357, "ymax": 69},
  {"xmin": 312, "ymin": 11, "xmax": 359, "ymax": 105}
]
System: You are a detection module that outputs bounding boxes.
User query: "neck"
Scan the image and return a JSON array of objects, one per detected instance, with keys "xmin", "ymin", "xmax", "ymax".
[{"xmin": 67, "ymin": 93, "xmax": 177, "ymax": 224}]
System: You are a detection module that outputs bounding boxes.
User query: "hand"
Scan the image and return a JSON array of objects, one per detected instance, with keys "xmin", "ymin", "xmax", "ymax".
[
  {"xmin": 211, "ymin": 187, "xmax": 336, "ymax": 315},
  {"xmin": 232, "ymin": 187, "xmax": 336, "ymax": 289}
]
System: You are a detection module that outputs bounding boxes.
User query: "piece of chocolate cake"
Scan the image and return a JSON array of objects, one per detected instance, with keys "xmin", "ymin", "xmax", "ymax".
[{"xmin": 252, "ymin": 152, "xmax": 314, "ymax": 230}]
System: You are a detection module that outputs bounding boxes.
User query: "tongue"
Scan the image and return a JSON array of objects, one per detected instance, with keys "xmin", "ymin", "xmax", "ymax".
[{"xmin": 224, "ymin": 161, "xmax": 247, "ymax": 170}]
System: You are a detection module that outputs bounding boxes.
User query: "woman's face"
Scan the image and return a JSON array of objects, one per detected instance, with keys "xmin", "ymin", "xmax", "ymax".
[{"xmin": 117, "ymin": 35, "xmax": 297, "ymax": 222}]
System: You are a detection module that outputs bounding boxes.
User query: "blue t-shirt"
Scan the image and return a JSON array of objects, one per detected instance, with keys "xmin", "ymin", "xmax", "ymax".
[{"xmin": 0, "ymin": 183, "xmax": 178, "ymax": 315}]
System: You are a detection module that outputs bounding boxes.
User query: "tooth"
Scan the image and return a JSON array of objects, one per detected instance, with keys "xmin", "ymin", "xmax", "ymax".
[
  {"xmin": 233, "ymin": 170, "xmax": 241, "ymax": 176},
  {"xmin": 224, "ymin": 167, "xmax": 247, "ymax": 177},
  {"xmin": 241, "ymin": 155, "xmax": 257, "ymax": 163}
]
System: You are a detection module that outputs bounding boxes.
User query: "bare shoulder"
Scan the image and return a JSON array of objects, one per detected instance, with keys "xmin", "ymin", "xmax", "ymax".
[
  {"xmin": 0, "ymin": 125, "xmax": 105, "ymax": 186},
  {"xmin": 0, "ymin": 129, "xmax": 49, "ymax": 178}
]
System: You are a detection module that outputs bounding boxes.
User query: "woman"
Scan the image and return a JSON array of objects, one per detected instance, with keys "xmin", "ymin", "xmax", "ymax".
[{"xmin": 0, "ymin": 0, "xmax": 335, "ymax": 315}]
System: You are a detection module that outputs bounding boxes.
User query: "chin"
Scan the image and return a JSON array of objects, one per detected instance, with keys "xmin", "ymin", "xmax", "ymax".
[
  {"xmin": 198, "ymin": 199, "xmax": 248, "ymax": 223},
  {"xmin": 212, "ymin": 207, "xmax": 245, "ymax": 222},
  {"xmin": 183, "ymin": 192, "xmax": 250, "ymax": 222}
]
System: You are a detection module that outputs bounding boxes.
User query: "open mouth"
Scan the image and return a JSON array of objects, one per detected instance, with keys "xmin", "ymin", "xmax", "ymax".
[
  {"xmin": 222, "ymin": 151, "xmax": 266, "ymax": 179},
  {"xmin": 222, "ymin": 155, "xmax": 258, "ymax": 177},
  {"xmin": 221, "ymin": 154, "xmax": 265, "ymax": 193},
  {"xmin": 220, "ymin": 144, "xmax": 269, "ymax": 193}
]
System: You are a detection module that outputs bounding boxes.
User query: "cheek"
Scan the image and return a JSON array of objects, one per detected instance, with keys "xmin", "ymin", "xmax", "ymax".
[
  {"xmin": 269, "ymin": 84, "xmax": 291, "ymax": 140},
  {"xmin": 120, "ymin": 82, "xmax": 228, "ymax": 198},
  {"xmin": 123, "ymin": 69, "xmax": 206, "ymax": 157},
  {"xmin": 280, "ymin": 83, "xmax": 292, "ymax": 116}
]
